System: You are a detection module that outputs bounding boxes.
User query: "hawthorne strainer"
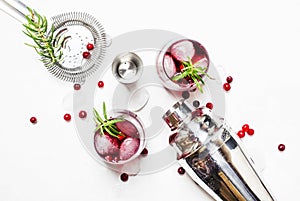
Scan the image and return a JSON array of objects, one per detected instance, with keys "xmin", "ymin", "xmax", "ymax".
[{"xmin": 0, "ymin": 0, "xmax": 107, "ymax": 83}]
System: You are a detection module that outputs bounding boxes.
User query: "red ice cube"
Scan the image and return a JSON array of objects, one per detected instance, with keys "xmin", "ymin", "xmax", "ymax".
[
  {"xmin": 94, "ymin": 132, "xmax": 120, "ymax": 157},
  {"xmin": 119, "ymin": 137, "xmax": 140, "ymax": 161},
  {"xmin": 116, "ymin": 120, "xmax": 139, "ymax": 138},
  {"xmin": 171, "ymin": 40, "xmax": 195, "ymax": 62}
]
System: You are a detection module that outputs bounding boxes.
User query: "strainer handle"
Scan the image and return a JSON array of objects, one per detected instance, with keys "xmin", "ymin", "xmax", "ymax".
[{"xmin": 0, "ymin": 0, "xmax": 29, "ymax": 23}]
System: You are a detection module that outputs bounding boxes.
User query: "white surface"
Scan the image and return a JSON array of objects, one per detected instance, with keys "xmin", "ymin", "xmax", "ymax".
[{"xmin": 0, "ymin": 0, "xmax": 299, "ymax": 200}]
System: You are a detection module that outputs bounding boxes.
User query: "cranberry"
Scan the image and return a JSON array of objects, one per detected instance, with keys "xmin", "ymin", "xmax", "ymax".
[
  {"xmin": 120, "ymin": 173, "xmax": 129, "ymax": 182},
  {"xmin": 226, "ymin": 76, "xmax": 233, "ymax": 83},
  {"xmin": 79, "ymin": 110, "xmax": 87, "ymax": 119},
  {"xmin": 98, "ymin": 81, "xmax": 104, "ymax": 88},
  {"xmin": 178, "ymin": 167, "xmax": 185, "ymax": 175},
  {"xmin": 182, "ymin": 91, "xmax": 190, "ymax": 99},
  {"xmin": 193, "ymin": 100, "xmax": 200, "ymax": 108},
  {"xmin": 82, "ymin": 51, "xmax": 91, "ymax": 59},
  {"xmin": 30, "ymin": 117, "xmax": 37, "ymax": 124},
  {"xmin": 237, "ymin": 130, "xmax": 245, "ymax": 138},
  {"xmin": 141, "ymin": 148, "xmax": 148, "ymax": 157},
  {"xmin": 247, "ymin": 128, "xmax": 255, "ymax": 135},
  {"xmin": 206, "ymin": 102, "xmax": 213, "ymax": 110},
  {"xmin": 223, "ymin": 83, "xmax": 231, "ymax": 91},
  {"xmin": 278, "ymin": 144, "xmax": 285, "ymax": 151},
  {"xmin": 242, "ymin": 124, "xmax": 249, "ymax": 132},
  {"xmin": 73, "ymin": 83, "xmax": 81, "ymax": 90},
  {"xmin": 64, "ymin": 113, "xmax": 71, "ymax": 121},
  {"xmin": 86, "ymin": 43, "xmax": 94, "ymax": 51}
]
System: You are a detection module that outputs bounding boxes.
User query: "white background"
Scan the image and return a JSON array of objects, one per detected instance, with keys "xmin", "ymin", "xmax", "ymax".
[{"xmin": 0, "ymin": 0, "xmax": 299, "ymax": 200}]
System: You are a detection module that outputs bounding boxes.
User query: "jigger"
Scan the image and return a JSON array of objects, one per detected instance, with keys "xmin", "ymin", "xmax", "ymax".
[{"xmin": 163, "ymin": 99, "xmax": 276, "ymax": 201}]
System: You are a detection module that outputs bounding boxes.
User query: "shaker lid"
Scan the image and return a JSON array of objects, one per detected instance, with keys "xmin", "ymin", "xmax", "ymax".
[{"xmin": 162, "ymin": 99, "xmax": 193, "ymax": 130}]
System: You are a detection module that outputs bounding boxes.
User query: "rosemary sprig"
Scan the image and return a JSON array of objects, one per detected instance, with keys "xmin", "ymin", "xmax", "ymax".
[
  {"xmin": 22, "ymin": 7, "xmax": 64, "ymax": 67},
  {"xmin": 93, "ymin": 102, "xmax": 125, "ymax": 139},
  {"xmin": 172, "ymin": 57, "xmax": 213, "ymax": 93}
]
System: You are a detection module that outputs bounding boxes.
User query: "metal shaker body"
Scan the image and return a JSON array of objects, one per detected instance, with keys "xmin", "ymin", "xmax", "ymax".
[{"xmin": 163, "ymin": 100, "xmax": 276, "ymax": 201}]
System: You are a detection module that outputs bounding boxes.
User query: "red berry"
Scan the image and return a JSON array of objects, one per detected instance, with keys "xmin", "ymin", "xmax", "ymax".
[
  {"xmin": 73, "ymin": 84, "xmax": 81, "ymax": 90},
  {"xmin": 98, "ymin": 81, "xmax": 104, "ymax": 88},
  {"xmin": 278, "ymin": 144, "xmax": 285, "ymax": 151},
  {"xmin": 120, "ymin": 173, "xmax": 129, "ymax": 182},
  {"xmin": 30, "ymin": 117, "xmax": 37, "ymax": 124},
  {"xmin": 82, "ymin": 51, "xmax": 90, "ymax": 59},
  {"xmin": 223, "ymin": 83, "xmax": 231, "ymax": 91},
  {"xmin": 79, "ymin": 110, "xmax": 87, "ymax": 119},
  {"xmin": 86, "ymin": 43, "xmax": 94, "ymax": 51},
  {"xmin": 206, "ymin": 102, "xmax": 213, "ymax": 110},
  {"xmin": 141, "ymin": 148, "xmax": 148, "ymax": 156},
  {"xmin": 64, "ymin": 113, "xmax": 71, "ymax": 121},
  {"xmin": 117, "ymin": 134, "xmax": 126, "ymax": 141},
  {"xmin": 247, "ymin": 128, "xmax": 255, "ymax": 135},
  {"xmin": 237, "ymin": 130, "xmax": 245, "ymax": 138},
  {"xmin": 242, "ymin": 124, "xmax": 250, "ymax": 132},
  {"xmin": 226, "ymin": 76, "xmax": 233, "ymax": 83},
  {"xmin": 178, "ymin": 167, "xmax": 185, "ymax": 175}
]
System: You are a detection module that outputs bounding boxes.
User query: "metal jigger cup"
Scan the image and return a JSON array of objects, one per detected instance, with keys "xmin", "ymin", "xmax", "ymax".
[{"xmin": 163, "ymin": 100, "xmax": 276, "ymax": 201}]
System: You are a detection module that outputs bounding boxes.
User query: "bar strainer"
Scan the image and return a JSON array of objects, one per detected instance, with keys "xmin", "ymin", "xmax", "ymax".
[{"xmin": 0, "ymin": 0, "xmax": 107, "ymax": 83}]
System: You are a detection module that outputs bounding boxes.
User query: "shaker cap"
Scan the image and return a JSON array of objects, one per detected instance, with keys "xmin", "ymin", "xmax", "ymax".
[{"xmin": 162, "ymin": 99, "xmax": 193, "ymax": 130}]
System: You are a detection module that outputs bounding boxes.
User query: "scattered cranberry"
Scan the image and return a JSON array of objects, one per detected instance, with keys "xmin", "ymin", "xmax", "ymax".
[
  {"xmin": 278, "ymin": 144, "xmax": 285, "ymax": 151},
  {"xmin": 73, "ymin": 83, "xmax": 81, "ymax": 90},
  {"xmin": 182, "ymin": 91, "xmax": 190, "ymax": 99},
  {"xmin": 226, "ymin": 76, "xmax": 233, "ymax": 83},
  {"xmin": 120, "ymin": 173, "xmax": 129, "ymax": 182},
  {"xmin": 30, "ymin": 117, "xmax": 37, "ymax": 124},
  {"xmin": 64, "ymin": 113, "xmax": 71, "ymax": 121},
  {"xmin": 242, "ymin": 124, "xmax": 249, "ymax": 132},
  {"xmin": 178, "ymin": 167, "xmax": 185, "ymax": 175},
  {"xmin": 247, "ymin": 128, "xmax": 255, "ymax": 136},
  {"xmin": 86, "ymin": 43, "xmax": 94, "ymax": 51},
  {"xmin": 206, "ymin": 102, "xmax": 213, "ymax": 110},
  {"xmin": 223, "ymin": 83, "xmax": 231, "ymax": 91},
  {"xmin": 193, "ymin": 100, "xmax": 200, "ymax": 108},
  {"xmin": 82, "ymin": 51, "xmax": 91, "ymax": 59},
  {"xmin": 79, "ymin": 110, "xmax": 87, "ymax": 119},
  {"xmin": 98, "ymin": 81, "xmax": 104, "ymax": 88},
  {"xmin": 141, "ymin": 148, "xmax": 148, "ymax": 156},
  {"xmin": 237, "ymin": 130, "xmax": 245, "ymax": 138}
]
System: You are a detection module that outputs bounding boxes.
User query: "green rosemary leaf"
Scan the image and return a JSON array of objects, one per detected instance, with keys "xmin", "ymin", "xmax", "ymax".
[
  {"xmin": 102, "ymin": 119, "xmax": 124, "ymax": 127},
  {"xmin": 24, "ymin": 43, "xmax": 38, "ymax": 49},
  {"xmin": 103, "ymin": 126, "xmax": 119, "ymax": 138},
  {"xmin": 35, "ymin": 10, "xmax": 43, "ymax": 25},
  {"xmin": 95, "ymin": 124, "xmax": 102, "ymax": 132},
  {"xmin": 192, "ymin": 76, "xmax": 203, "ymax": 93},
  {"xmin": 108, "ymin": 124, "xmax": 122, "ymax": 135},
  {"xmin": 22, "ymin": 24, "xmax": 38, "ymax": 33},
  {"xmin": 103, "ymin": 102, "xmax": 108, "ymax": 120},
  {"xmin": 39, "ymin": 52, "xmax": 52, "ymax": 59},
  {"xmin": 193, "ymin": 73, "xmax": 205, "ymax": 85},
  {"xmin": 172, "ymin": 74, "xmax": 183, "ymax": 81},
  {"xmin": 93, "ymin": 108, "xmax": 104, "ymax": 124},
  {"xmin": 33, "ymin": 38, "xmax": 43, "ymax": 49},
  {"xmin": 43, "ymin": 16, "xmax": 48, "ymax": 33},
  {"xmin": 22, "ymin": 30, "xmax": 33, "ymax": 38}
]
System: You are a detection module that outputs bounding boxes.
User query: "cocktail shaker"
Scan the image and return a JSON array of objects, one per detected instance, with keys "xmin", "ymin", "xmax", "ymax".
[{"xmin": 163, "ymin": 99, "xmax": 276, "ymax": 201}]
